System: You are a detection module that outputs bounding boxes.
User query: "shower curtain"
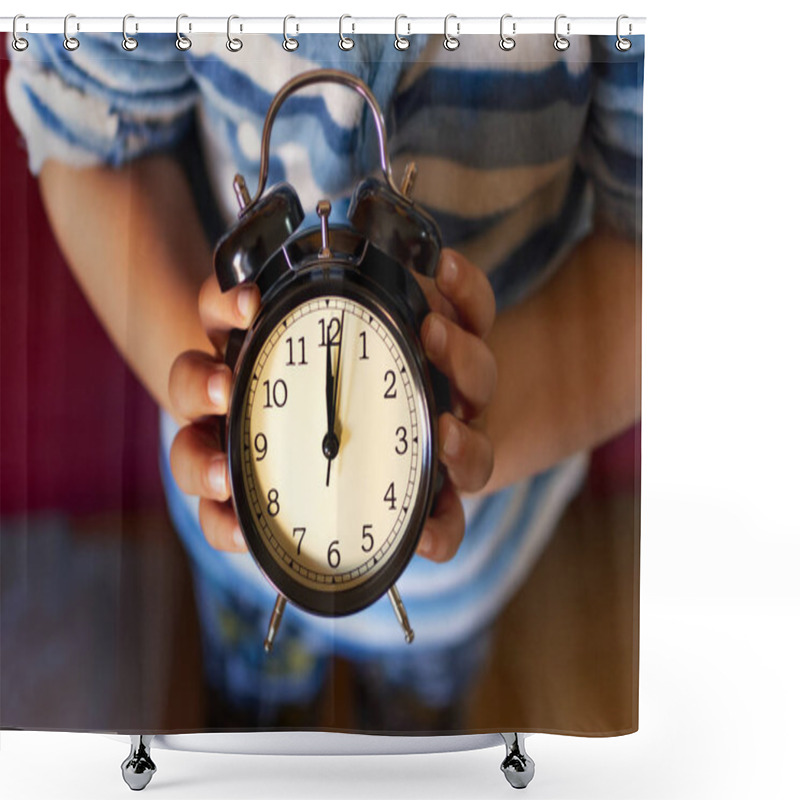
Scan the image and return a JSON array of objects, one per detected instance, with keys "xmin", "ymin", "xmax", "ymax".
[{"xmin": 1, "ymin": 27, "xmax": 643, "ymax": 738}]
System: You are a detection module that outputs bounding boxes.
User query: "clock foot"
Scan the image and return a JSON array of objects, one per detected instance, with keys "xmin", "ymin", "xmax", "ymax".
[
  {"xmin": 388, "ymin": 585, "xmax": 414, "ymax": 644},
  {"xmin": 264, "ymin": 593, "xmax": 287, "ymax": 653},
  {"xmin": 499, "ymin": 733, "xmax": 535, "ymax": 789},
  {"xmin": 121, "ymin": 735, "xmax": 156, "ymax": 791}
]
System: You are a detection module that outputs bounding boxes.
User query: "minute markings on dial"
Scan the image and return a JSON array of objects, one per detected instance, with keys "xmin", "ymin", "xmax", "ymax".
[{"xmin": 241, "ymin": 296, "xmax": 424, "ymax": 591}]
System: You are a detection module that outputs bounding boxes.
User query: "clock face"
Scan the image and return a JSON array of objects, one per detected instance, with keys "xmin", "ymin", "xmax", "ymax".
[{"xmin": 234, "ymin": 290, "xmax": 432, "ymax": 611}]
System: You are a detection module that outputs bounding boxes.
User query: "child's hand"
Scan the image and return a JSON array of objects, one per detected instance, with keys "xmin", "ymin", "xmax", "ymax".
[
  {"xmin": 167, "ymin": 248, "xmax": 497, "ymax": 563},
  {"xmin": 168, "ymin": 278, "xmax": 261, "ymax": 553},
  {"xmin": 411, "ymin": 249, "xmax": 497, "ymax": 561}
]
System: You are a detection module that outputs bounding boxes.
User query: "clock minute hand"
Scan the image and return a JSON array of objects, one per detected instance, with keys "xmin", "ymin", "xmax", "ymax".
[{"xmin": 332, "ymin": 310, "xmax": 345, "ymax": 434}]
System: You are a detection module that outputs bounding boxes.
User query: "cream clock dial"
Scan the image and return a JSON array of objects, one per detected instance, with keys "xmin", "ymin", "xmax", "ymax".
[{"xmin": 241, "ymin": 296, "xmax": 425, "ymax": 593}]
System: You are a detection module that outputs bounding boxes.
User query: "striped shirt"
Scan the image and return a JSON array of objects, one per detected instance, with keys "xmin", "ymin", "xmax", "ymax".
[{"xmin": 6, "ymin": 31, "xmax": 644, "ymax": 655}]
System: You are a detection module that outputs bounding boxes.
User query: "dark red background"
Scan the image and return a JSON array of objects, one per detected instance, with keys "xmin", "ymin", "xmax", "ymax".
[
  {"xmin": 0, "ymin": 40, "xmax": 638, "ymax": 517},
  {"xmin": 1, "ymin": 45, "xmax": 162, "ymax": 515}
]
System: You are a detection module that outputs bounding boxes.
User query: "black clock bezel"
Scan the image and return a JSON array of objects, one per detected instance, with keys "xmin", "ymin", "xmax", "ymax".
[{"xmin": 226, "ymin": 255, "xmax": 440, "ymax": 618}]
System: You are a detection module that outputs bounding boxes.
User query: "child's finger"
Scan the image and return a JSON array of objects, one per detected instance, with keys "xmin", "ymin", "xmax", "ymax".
[
  {"xmin": 198, "ymin": 275, "xmax": 261, "ymax": 352},
  {"xmin": 170, "ymin": 423, "xmax": 230, "ymax": 502},
  {"xmin": 198, "ymin": 498, "xmax": 249, "ymax": 553},
  {"xmin": 412, "ymin": 272, "xmax": 459, "ymax": 323},
  {"xmin": 421, "ymin": 312, "xmax": 497, "ymax": 415},
  {"xmin": 415, "ymin": 481, "xmax": 465, "ymax": 563},
  {"xmin": 169, "ymin": 350, "xmax": 231, "ymax": 421},
  {"xmin": 438, "ymin": 413, "xmax": 494, "ymax": 494},
  {"xmin": 436, "ymin": 249, "xmax": 496, "ymax": 339}
]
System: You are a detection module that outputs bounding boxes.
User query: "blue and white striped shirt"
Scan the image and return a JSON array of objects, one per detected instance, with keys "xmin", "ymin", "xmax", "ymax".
[{"xmin": 6, "ymin": 31, "xmax": 643, "ymax": 655}]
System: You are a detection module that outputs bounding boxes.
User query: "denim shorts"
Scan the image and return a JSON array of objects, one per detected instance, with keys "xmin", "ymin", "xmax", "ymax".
[{"xmin": 188, "ymin": 556, "xmax": 496, "ymax": 731}]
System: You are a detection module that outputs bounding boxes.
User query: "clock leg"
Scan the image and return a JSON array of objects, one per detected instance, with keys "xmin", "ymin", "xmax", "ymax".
[
  {"xmin": 121, "ymin": 735, "xmax": 156, "ymax": 791},
  {"xmin": 263, "ymin": 593, "xmax": 287, "ymax": 653},
  {"xmin": 388, "ymin": 585, "xmax": 414, "ymax": 643},
  {"xmin": 499, "ymin": 733, "xmax": 535, "ymax": 790}
]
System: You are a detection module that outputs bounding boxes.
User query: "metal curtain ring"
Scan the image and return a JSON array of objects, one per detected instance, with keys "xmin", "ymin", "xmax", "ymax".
[
  {"xmin": 499, "ymin": 14, "xmax": 515, "ymax": 51},
  {"xmin": 554, "ymin": 14, "xmax": 570, "ymax": 51},
  {"xmin": 616, "ymin": 14, "xmax": 632, "ymax": 51},
  {"xmin": 227, "ymin": 15, "xmax": 243, "ymax": 52},
  {"xmin": 63, "ymin": 13, "xmax": 80, "ymax": 51},
  {"xmin": 283, "ymin": 15, "xmax": 299, "ymax": 51},
  {"xmin": 12, "ymin": 15, "xmax": 29, "ymax": 52},
  {"xmin": 339, "ymin": 14, "xmax": 354, "ymax": 50},
  {"xmin": 176, "ymin": 14, "xmax": 192, "ymax": 50},
  {"xmin": 443, "ymin": 14, "xmax": 460, "ymax": 51},
  {"xmin": 394, "ymin": 15, "xmax": 410, "ymax": 51},
  {"xmin": 122, "ymin": 14, "xmax": 138, "ymax": 51}
]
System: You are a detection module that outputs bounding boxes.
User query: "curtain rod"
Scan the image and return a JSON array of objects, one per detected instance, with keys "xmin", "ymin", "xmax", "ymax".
[{"xmin": 1, "ymin": 16, "xmax": 646, "ymax": 36}]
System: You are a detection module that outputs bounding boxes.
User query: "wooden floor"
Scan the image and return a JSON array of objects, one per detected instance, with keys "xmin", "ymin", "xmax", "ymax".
[
  {"xmin": 466, "ymin": 491, "xmax": 639, "ymax": 735},
  {"xmin": 0, "ymin": 488, "xmax": 638, "ymax": 736}
]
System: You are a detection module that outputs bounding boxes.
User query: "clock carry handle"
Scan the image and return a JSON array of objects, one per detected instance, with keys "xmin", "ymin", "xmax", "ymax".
[
  {"xmin": 215, "ymin": 68, "xmax": 442, "ymax": 292},
  {"xmin": 245, "ymin": 68, "xmax": 404, "ymax": 208}
]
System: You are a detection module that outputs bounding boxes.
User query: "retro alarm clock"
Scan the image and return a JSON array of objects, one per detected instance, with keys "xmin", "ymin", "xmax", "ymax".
[{"xmin": 213, "ymin": 69, "xmax": 450, "ymax": 652}]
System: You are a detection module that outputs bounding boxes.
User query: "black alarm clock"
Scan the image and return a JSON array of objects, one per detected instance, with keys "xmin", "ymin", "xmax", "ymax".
[{"xmin": 213, "ymin": 69, "xmax": 450, "ymax": 652}]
